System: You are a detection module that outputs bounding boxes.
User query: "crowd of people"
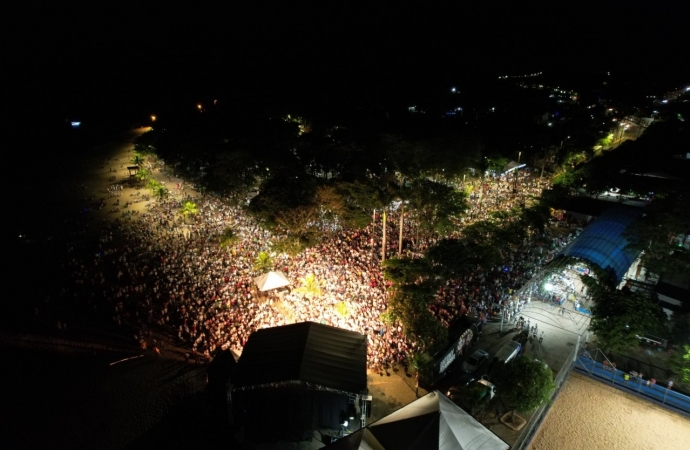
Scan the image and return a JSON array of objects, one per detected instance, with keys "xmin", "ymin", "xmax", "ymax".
[{"xmin": 58, "ymin": 161, "xmax": 577, "ymax": 370}]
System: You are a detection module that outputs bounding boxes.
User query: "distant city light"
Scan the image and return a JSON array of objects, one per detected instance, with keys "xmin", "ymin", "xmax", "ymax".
[{"xmin": 71, "ymin": 121, "xmax": 81, "ymax": 128}]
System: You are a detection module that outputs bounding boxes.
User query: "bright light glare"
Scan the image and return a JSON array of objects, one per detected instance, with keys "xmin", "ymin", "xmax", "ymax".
[{"xmin": 544, "ymin": 283, "xmax": 554, "ymax": 291}]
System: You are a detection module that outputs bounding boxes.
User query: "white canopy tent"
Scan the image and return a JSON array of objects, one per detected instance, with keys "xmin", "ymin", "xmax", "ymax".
[
  {"xmin": 326, "ymin": 390, "xmax": 508, "ymax": 450},
  {"xmin": 253, "ymin": 271, "xmax": 291, "ymax": 292}
]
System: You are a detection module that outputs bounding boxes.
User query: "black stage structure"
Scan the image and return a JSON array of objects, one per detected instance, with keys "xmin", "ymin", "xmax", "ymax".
[{"xmin": 230, "ymin": 321, "xmax": 368, "ymax": 444}]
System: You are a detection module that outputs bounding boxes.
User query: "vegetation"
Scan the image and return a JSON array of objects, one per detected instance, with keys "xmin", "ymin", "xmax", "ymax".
[
  {"xmin": 131, "ymin": 153, "xmax": 145, "ymax": 167},
  {"xmin": 253, "ymin": 251, "xmax": 274, "ymax": 273},
  {"xmin": 383, "ymin": 257, "xmax": 447, "ymax": 352},
  {"xmin": 293, "ymin": 273, "xmax": 325, "ymax": 298},
  {"xmin": 493, "ymin": 357, "xmax": 555, "ymax": 419},
  {"xmin": 124, "ymin": 91, "xmax": 689, "ymax": 370},
  {"xmin": 590, "ymin": 290, "xmax": 666, "ymax": 353},
  {"xmin": 218, "ymin": 227, "xmax": 239, "ymax": 249},
  {"xmin": 670, "ymin": 345, "xmax": 690, "ymax": 384},
  {"xmin": 335, "ymin": 301, "xmax": 349, "ymax": 318},
  {"xmin": 180, "ymin": 201, "xmax": 199, "ymax": 221},
  {"xmin": 152, "ymin": 184, "xmax": 168, "ymax": 201},
  {"xmin": 624, "ymin": 188, "xmax": 690, "ymax": 283}
]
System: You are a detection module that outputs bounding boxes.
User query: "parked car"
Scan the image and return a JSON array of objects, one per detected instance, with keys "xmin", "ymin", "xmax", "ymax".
[
  {"xmin": 462, "ymin": 349, "xmax": 490, "ymax": 374},
  {"xmin": 494, "ymin": 340, "xmax": 522, "ymax": 365},
  {"xmin": 447, "ymin": 376, "xmax": 497, "ymax": 415}
]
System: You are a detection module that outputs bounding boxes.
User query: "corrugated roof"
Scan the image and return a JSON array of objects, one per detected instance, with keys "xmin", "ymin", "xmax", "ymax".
[
  {"xmin": 234, "ymin": 321, "xmax": 367, "ymax": 393},
  {"xmin": 561, "ymin": 207, "xmax": 641, "ymax": 283}
]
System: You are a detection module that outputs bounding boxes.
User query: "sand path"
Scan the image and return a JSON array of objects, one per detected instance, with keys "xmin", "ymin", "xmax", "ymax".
[
  {"xmin": 530, "ymin": 372, "xmax": 690, "ymax": 450},
  {"xmin": 74, "ymin": 126, "xmax": 198, "ymax": 227}
]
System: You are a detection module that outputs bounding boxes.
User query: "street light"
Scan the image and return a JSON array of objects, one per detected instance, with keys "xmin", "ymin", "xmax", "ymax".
[
  {"xmin": 514, "ymin": 151, "xmax": 521, "ymax": 192},
  {"xmin": 151, "ymin": 115, "xmax": 156, "ymax": 122}
]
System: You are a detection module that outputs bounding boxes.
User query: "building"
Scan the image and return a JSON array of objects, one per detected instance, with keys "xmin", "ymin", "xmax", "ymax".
[{"xmin": 230, "ymin": 322, "xmax": 368, "ymax": 445}]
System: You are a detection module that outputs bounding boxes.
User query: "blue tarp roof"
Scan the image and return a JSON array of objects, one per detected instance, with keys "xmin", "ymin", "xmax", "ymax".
[{"xmin": 561, "ymin": 207, "xmax": 641, "ymax": 283}]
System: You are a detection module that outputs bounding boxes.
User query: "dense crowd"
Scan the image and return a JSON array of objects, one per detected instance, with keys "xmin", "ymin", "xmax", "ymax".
[{"xmin": 60, "ymin": 164, "xmax": 576, "ymax": 369}]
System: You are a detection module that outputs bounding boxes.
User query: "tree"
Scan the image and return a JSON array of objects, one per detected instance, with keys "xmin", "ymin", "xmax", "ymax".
[
  {"xmin": 131, "ymin": 153, "xmax": 145, "ymax": 166},
  {"xmin": 590, "ymin": 290, "xmax": 666, "ymax": 353},
  {"xmin": 274, "ymin": 205, "xmax": 320, "ymax": 246},
  {"xmin": 670, "ymin": 313, "xmax": 690, "ymax": 345},
  {"xmin": 135, "ymin": 167, "xmax": 151, "ymax": 183},
  {"xmin": 407, "ymin": 179, "xmax": 467, "ymax": 237},
  {"xmin": 152, "ymin": 184, "xmax": 168, "ymax": 201},
  {"xmin": 373, "ymin": 174, "xmax": 402, "ymax": 262},
  {"xmin": 180, "ymin": 201, "xmax": 199, "ymax": 221},
  {"xmin": 335, "ymin": 301, "xmax": 349, "ymax": 318},
  {"xmin": 333, "ymin": 180, "xmax": 379, "ymax": 229},
  {"xmin": 493, "ymin": 357, "xmax": 555, "ymax": 422},
  {"xmin": 271, "ymin": 236, "xmax": 307, "ymax": 257},
  {"xmin": 427, "ymin": 237, "xmax": 501, "ymax": 278},
  {"xmin": 624, "ymin": 190, "xmax": 690, "ymax": 283},
  {"xmin": 218, "ymin": 227, "xmax": 239, "ymax": 249},
  {"xmin": 294, "ymin": 273, "xmax": 325, "ymax": 298},
  {"xmin": 383, "ymin": 257, "xmax": 447, "ymax": 352},
  {"xmin": 210, "ymin": 148, "xmax": 261, "ymax": 200},
  {"xmin": 670, "ymin": 345, "xmax": 690, "ymax": 384},
  {"xmin": 246, "ymin": 169, "xmax": 318, "ymax": 229},
  {"xmin": 388, "ymin": 286, "xmax": 447, "ymax": 351},
  {"xmin": 253, "ymin": 251, "xmax": 274, "ymax": 273}
]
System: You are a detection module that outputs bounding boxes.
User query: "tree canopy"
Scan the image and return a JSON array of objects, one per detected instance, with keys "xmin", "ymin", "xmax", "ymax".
[
  {"xmin": 624, "ymin": 189, "xmax": 690, "ymax": 282},
  {"xmin": 382, "ymin": 257, "xmax": 447, "ymax": 352},
  {"xmin": 493, "ymin": 357, "xmax": 555, "ymax": 414},
  {"xmin": 590, "ymin": 290, "xmax": 666, "ymax": 352}
]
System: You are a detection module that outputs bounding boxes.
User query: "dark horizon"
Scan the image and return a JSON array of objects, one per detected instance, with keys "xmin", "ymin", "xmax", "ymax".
[{"xmin": 9, "ymin": 2, "xmax": 690, "ymax": 125}]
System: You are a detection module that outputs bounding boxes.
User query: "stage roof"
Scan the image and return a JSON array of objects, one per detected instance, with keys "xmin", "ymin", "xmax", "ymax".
[
  {"xmin": 325, "ymin": 391, "xmax": 509, "ymax": 450},
  {"xmin": 561, "ymin": 207, "xmax": 641, "ymax": 283},
  {"xmin": 234, "ymin": 321, "xmax": 367, "ymax": 393}
]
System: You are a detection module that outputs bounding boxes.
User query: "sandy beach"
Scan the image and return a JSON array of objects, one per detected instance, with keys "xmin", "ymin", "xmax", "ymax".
[
  {"xmin": 69, "ymin": 126, "xmax": 197, "ymax": 226},
  {"xmin": 529, "ymin": 372, "xmax": 690, "ymax": 450}
]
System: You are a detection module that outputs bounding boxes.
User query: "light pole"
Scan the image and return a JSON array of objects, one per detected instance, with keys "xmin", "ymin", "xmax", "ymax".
[
  {"xmin": 513, "ymin": 151, "xmax": 521, "ymax": 192},
  {"xmin": 616, "ymin": 122, "xmax": 625, "ymax": 146}
]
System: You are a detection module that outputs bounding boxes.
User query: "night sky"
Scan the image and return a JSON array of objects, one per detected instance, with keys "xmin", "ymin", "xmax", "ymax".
[{"xmin": 9, "ymin": 1, "xmax": 689, "ymax": 123}]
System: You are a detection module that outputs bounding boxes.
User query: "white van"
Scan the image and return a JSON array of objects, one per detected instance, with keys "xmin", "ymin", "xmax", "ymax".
[{"xmin": 494, "ymin": 340, "xmax": 522, "ymax": 364}]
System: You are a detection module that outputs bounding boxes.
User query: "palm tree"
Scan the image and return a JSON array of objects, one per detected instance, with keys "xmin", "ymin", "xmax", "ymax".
[
  {"xmin": 153, "ymin": 185, "xmax": 168, "ymax": 201},
  {"xmin": 218, "ymin": 227, "xmax": 239, "ymax": 249},
  {"xmin": 180, "ymin": 201, "xmax": 199, "ymax": 222},
  {"xmin": 294, "ymin": 273, "xmax": 325, "ymax": 298},
  {"xmin": 253, "ymin": 251, "xmax": 274, "ymax": 273},
  {"xmin": 131, "ymin": 153, "xmax": 145, "ymax": 166},
  {"xmin": 147, "ymin": 178, "xmax": 161, "ymax": 190},
  {"xmin": 375, "ymin": 173, "xmax": 401, "ymax": 262},
  {"xmin": 335, "ymin": 301, "xmax": 350, "ymax": 318},
  {"xmin": 135, "ymin": 168, "xmax": 151, "ymax": 183}
]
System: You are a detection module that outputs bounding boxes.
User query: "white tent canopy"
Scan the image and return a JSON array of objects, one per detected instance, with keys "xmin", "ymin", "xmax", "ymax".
[
  {"xmin": 326, "ymin": 391, "xmax": 508, "ymax": 450},
  {"xmin": 253, "ymin": 271, "xmax": 290, "ymax": 292}
]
